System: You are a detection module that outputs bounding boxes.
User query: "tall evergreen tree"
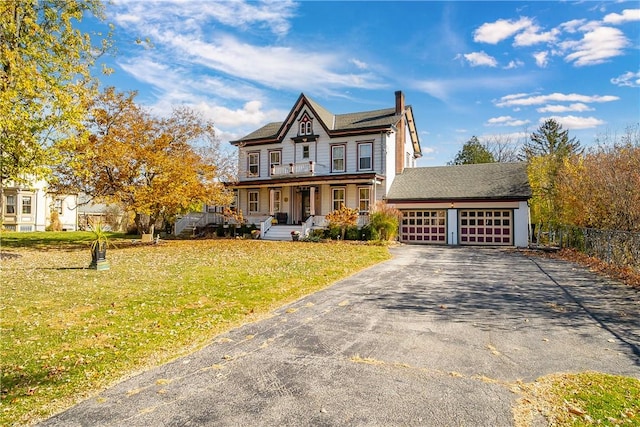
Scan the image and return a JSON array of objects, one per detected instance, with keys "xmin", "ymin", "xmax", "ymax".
[{"xmin": 520, "ymin": 119, "xmax": 582, "ymax": 161}]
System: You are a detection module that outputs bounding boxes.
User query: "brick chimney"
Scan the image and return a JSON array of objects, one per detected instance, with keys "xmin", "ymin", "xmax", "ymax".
[{"xmin": 395, "ymin": 91, "xmax": 406, "ymax": 175}]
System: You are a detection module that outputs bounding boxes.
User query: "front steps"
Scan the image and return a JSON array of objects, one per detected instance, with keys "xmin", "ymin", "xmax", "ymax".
[{"xmin": 261, "ymin": 225, "xmax": 304, "ymax": 241}]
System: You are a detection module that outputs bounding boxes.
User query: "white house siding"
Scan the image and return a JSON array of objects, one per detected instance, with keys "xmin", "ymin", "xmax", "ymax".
[
  {"xmin": 3, "ymin": 181, "xmax": 77, "ymax": 232},
  {"xmin": 513, "ymin": 200, "xmax": 530, "ymax": 248},
  {"xmin": 384, "ymin": 131, "xmax": 397, "ymax": 194},
  {"xmin": 402, "ymin": 120, "xmax": 416, "ymax": 169}
]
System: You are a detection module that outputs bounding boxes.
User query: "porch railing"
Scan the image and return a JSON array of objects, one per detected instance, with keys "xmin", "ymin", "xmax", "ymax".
[
  {"xmin": 260, "ymin": 216, "xmax": 274, "ymax": 238},
  {"xmin": 301, "ymin": 215, "xmax": 314, "ymax": 238},
  {"xmin": 174, "ymin": 212, "xmax": 226, "ymax": 235},
  {"xmin": 271, "ymin": 161, "xmax": 315, "ymax": 176}
]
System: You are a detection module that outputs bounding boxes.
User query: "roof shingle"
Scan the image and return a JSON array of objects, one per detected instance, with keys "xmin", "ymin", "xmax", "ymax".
[{"xmin": 387, "ymin": 163, "xmax": 532, "ymax": 201}]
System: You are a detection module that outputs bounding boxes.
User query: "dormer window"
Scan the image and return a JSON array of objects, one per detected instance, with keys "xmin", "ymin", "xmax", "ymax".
[{"xmin": 298, "ymin": 113, "xmax": 313, "ymax": 136}]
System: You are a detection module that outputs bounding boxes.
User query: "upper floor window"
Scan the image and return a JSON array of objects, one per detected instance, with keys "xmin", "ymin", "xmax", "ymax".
[
  {"xmin": 331, "ymin": 144, "xmax": 346, "ymax": 173},
  {"xmin": 269, "ymin": 150, "xmax": 281, "ymax": 175},
  {"xmin": 22, "ymin": 196, "xmax": 32, "ymax": 214},
  {"xmin": 248, "ymin": 152, "xmax": 260, "ymax": 177},
  {"xmin": 302, "ymin": 145, "xmax": 310, "ymax": 159},
  {"xmin": 53, "ymin": 198, "xmax": 63, "ymax": 214},
  {"xmin": 5, "ymin": 195, "xmax": 15, "ymax": 214},
  {"xmin": 358, "ymin": 142, "xmax": 373, "ymax": 171},
  {"xmin": 298, "ymin": 113, "xmax": 313, "ymax": 136}
]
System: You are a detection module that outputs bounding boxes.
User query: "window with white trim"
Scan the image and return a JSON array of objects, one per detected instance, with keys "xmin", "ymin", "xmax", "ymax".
[
  {"xmin": 5, "ymin": 195, "xmax": 15, "ymax": 214},
  {"xmin": 332, "ymin": 187, "xmax": 345, "ymax": 211},
  {"xmin": 302, "ymin": 145, "xmax": 310, "ymax": 159},
  {"xmin": 22, "ymin": 196, "xmax": 32, "ymax": 214},
  {"xmin": 269, "ymin": 150, "xmax": 281, "ymax": 175},
  {"xmin": 273, "ymin": 189, "xmax": 281, "ymax": 213},
  {"xmin": 248, "ymin": 152, "xmax": 260, "ymax": 177},
  {"xmin": 248, "ymin": 190, "xmax": 259, "ymax": 214},
  {"xmin": 358, "ymin": 142, "xmax": 372, "ymax": 170},
  {"xmin": 331, "ymin": 145, "xmax": 346, "ymax": 173},
  {"xmin": 358, "ymin": 187, "xmax": 370, "ymax": 212}
]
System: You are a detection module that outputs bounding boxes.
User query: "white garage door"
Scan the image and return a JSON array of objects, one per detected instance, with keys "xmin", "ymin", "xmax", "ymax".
[
  {"xmin": 459, "ymin": 210, "xmax": 512, "ymax": 245},
  {"xmin": 400, "ymin": 210, "xmax": 446, "ymax": 244}
]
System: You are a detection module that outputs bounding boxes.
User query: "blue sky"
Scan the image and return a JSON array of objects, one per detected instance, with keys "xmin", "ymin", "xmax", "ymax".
[{"xmin": 92, "ymin": 1, "xmax": 640, "ymax": 166}]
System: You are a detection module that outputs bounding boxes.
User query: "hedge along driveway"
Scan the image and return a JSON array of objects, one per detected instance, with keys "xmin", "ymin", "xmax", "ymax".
[{"xmin": 40, "ymin": 246, "xmax": 640, "ymax": 426}]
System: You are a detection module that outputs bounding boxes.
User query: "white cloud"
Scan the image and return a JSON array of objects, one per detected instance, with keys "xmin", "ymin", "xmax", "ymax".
[
  {"xmin": 533, "ymin": 51, "xmax": 549, "ymax": 67},
  {"xmin": 603, "ymin": 9, "xmax": 640, "ymax": 24},
  {"xmin": 561, "ymin": 26, "xmax": 629, "ymax": 66},
  {"xmin": 194, "ymin": 100, "xmax": 285, "ymax": 128},
  {"xmin": 350, "ymin": 59, "xmax": 369, "ymax": 70},
  {"xmin": 611, "ymin": 71, "xmax": 640, "ymax": 87},
  {"xmin": 541, "ymin": 115, "xmax": 605, "ymax": 129},
  {"xmin": 486, "ymin": 116, "xmax": 530, "ymax": 127},
  {"xmin": 474, "ymin": 17, "xmax": 533, "ymax": 44},
  {"xmin": 514, "ymin": 26, "xmax": 559, "ymax": 46},
  {"xmin": 504, "ymin": 60, "xmax": 524, "ymax": 69},
  {"xmin": 463, "ymin": 51, "xmax": 498, "ymax": 67},
  {"xmin": 118, "ymin": 56, "xmax": 263, "ymax": 103},
  {"xmin": 495, "ymin": 92, "xmax": 619, "ymax": 108},
  {"xmin": 559, "ymin": 19, "xmax": 587, "ymax": 33},
  {"xmin": 112, "ymin": 0, "xmax": 298, "ymax": 36},
  {"xmin": 159, "ymin": 33, "xmax": 385, "ymax": 92},
  {"xmin": 537, "ymin": 103, "xmax": 594, "ymax": 113}
]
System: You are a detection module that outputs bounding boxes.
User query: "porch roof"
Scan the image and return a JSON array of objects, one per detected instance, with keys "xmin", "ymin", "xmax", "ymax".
[{"xmin": 228, "ymin": 173, "xmax": 384, "ymax": 189}]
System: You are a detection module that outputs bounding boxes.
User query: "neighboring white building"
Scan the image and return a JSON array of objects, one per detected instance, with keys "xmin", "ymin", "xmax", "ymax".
[{"xmin": 2, "ymin": 180, "xmax": 78, "ymax": 232}]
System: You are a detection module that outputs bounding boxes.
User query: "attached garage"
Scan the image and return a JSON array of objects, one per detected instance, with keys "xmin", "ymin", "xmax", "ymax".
[
  {"xmin": 400, "ymin": 210, "xmax": 446, "ymax": 243},
  {"xmin": 459, "ymin": 209, "xmax": 513, "ymax": 245},
  {"xmin": 387, "ymin": 163, "xmax": 532, "ymax": 247}
]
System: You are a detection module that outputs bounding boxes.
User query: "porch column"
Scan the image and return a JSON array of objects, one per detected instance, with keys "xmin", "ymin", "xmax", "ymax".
[
  {"xmin": 310, "ymin": 186, "xmax": 316, "ymax": 216},
  {"xmin": 269, "ymin": 189, "xmax": 275, "ymax": 216}
]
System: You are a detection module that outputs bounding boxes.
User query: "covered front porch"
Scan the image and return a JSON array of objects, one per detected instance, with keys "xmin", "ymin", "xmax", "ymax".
[{"xmin": 233, "ymin": 175, "xmax": 382, "ymax": 241}]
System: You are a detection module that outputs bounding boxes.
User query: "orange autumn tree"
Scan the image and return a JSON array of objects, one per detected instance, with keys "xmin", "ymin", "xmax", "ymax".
[
  {"xmin": 53, "ymin": 87, "xmax": 232, "ymax": 234},
  {"xmin": 557, "ymin": 140, "xmax": 640, "ymax": 232},
  {"xmin": 325, "ymin": 203, "xmax": 359, "ymax": 240}
]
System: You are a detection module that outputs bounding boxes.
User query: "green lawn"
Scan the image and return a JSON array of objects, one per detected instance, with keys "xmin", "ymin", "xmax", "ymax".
[
  {"xmin": 516, "ymin": 372, "xmax": 640, "ymax": 426},
  {"xmin": 0, "ymin": 232, "xmax": 390, "ymax": 425}
]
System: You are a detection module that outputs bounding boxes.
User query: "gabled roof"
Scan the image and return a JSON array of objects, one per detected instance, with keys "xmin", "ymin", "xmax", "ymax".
[
  {"xmin": 387, "ymin": 162, "xmax": 532, "ymax": 201},
  {"xmin": 230, "ymin": 93, "xmax": 413, "ymax": 145}
]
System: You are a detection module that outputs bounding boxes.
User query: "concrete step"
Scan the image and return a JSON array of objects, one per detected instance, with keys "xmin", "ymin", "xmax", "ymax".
[{"xmin": 262, "ymin": 225, "xmax": 304, "ymax": 241}]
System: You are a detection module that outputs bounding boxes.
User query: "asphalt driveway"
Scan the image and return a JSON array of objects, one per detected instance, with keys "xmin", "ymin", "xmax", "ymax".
[{"xmin": 41, "ymin": 246, "xmax": 640, "ymax": 426}]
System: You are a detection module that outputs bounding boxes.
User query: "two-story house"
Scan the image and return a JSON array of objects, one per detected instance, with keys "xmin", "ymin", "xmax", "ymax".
[{"xmin": 228, "ymin": 91, "xmax": 421, "ymax": 238}]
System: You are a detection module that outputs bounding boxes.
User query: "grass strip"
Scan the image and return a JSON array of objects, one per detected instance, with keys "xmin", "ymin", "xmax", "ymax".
[{"xmin": 515, "ymin": 371, "xmax": 640, "ymax": 426}]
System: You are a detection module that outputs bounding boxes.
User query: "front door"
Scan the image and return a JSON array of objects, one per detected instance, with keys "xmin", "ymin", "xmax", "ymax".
[{"xmin": 301, "ymin": 188, "xmax": 311, "ymax": 221}]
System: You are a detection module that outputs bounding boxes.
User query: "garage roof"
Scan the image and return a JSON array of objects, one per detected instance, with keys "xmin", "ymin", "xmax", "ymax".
[{"xmin": 387, "ymin": 162, "xmax": 532, "ymax": 201}]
